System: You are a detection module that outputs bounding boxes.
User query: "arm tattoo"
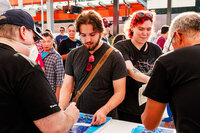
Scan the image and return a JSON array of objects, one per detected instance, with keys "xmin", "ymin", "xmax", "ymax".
[{"xmin": 132, "ymin": 67, "xmax": 140, "ymax": 73}]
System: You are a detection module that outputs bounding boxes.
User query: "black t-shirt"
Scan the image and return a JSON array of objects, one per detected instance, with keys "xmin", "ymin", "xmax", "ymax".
[
  {"xmin": 65, "ymin": 43, "xmax": 127, "ymax": 118},
  {"xmin": 0, "ymin": 43, "xmax": 60, "ymax": 132},
  {"xmin": 143, "ymin": 44, "xmax": 200, "ymax": 132},
  {"xmin": 58, "ymin": 38, "xmax": 82, "ymax": 65},
  {"xmin": 114, "ymin": 39, "xmax": 162, "ymax": 115}
]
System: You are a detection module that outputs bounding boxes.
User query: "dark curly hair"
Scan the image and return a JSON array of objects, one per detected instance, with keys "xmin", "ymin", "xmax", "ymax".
[{"xmin": 75, "ymin": 10, "xmax": 104, "ymax": 33}]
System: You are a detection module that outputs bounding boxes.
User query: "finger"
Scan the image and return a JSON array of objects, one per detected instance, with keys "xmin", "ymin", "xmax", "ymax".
[
  {"xmin": 93, "ymin": 116, "xmax": 101, "ymax": 125},
  {"xmin": 91, "ymin": 115, "xmax": 97, "ymax": 125},
  {"xmin": 101, "ymin": 117, "xmax": 106, "ymax": 124},
  {"xmin": 97, "ymin": 116, "xmax": 106, "ymax": 125}
]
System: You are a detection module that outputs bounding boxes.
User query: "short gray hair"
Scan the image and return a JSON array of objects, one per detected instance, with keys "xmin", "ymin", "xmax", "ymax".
[{"xmin": 169, "ymin": 12, "xmax": 200, "ymax": 41}]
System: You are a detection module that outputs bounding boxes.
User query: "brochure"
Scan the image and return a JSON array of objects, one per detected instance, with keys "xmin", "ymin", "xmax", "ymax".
[{"xmin": 68, "ymin": 112, "xmax": 112, "ymax": 133}]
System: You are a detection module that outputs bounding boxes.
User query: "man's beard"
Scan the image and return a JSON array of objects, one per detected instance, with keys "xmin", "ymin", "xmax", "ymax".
[{"xmin": 84, "ymin": 35, "xmax": 101, "ymax": 51}]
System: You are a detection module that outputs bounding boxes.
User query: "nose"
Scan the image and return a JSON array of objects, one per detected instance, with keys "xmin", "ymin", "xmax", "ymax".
[
  {"xmin": 85, "ymin": 36, "xmax": 92, "ymax": 43},
  {"xmin": 142, "ymin": 30, "xmax": 148, "ymax": 36}
]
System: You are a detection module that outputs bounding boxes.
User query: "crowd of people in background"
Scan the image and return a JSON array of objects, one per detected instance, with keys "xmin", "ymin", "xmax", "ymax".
[{"xmin": 1, "ymin": 0, "xmax": 200, "ymax": 132}]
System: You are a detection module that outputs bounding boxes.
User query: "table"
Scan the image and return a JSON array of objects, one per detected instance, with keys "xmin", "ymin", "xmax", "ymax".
[{"xmin": 97, "ymin": 119, "xmax": 176, "ymax": 133}]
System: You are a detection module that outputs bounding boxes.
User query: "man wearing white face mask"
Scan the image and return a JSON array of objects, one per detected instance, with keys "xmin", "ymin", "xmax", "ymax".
[{"xmin": 0, "ymin": 9, "xmax": 79, "ymax": 132}]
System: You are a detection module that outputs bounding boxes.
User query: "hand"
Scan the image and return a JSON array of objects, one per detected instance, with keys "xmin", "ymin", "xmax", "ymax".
[
  {"xmin": 91, "ymin": 108, "xmax": 107, "ymax": 126},
  {"xmin": 64, "ymin": 102, "xmax": 79, "ymax": 124}
]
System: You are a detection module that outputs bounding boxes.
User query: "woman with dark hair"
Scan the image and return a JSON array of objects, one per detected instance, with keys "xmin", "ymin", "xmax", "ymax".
[{"xmin": 114, "ymin": 10, "xmax": 162, "ymax": 123}]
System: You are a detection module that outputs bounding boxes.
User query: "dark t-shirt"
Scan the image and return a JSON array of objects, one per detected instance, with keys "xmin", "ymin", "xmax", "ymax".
[
  {"xmin": 143, "ymin": 44, "xmax": 200, "ymax": 133},
  {"xmin": 55, "ymin": 34, "xmax": 68, "ymax": 48},
  {"xmin": 114, "ymin": 39, "xmax": 162, "ymax": 115},
  {"xmin": 65, "ymin": 43, "xmax": 127, "ymax": 118},
  {"xmin": 0, "ymin": 43, "xmax": 60, "ymax": 132},
  {"xmin": 58, "ymin": 38, "xmax": 82, "ymax": 66}
]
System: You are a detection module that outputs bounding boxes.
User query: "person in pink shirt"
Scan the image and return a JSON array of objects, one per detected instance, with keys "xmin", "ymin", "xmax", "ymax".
[{"xmin": 156, "ymin": 25, "xmax": 169, "ymax": 50}]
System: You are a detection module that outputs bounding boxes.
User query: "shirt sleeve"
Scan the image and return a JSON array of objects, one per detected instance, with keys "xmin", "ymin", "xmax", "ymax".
[
  {"xmin": 55, "ymin": 55, "xmax": 65, "ymax": 87},
  {"xmin": 114, "ymin": 42, "xmax": 130, "ymax": 61},
  {"xmin": 143, "ymin": 61, "xmax": 171, "ymax": 103},
  {"xmin": 17, "ymin": 67, "xmax": 61, "ymax": 120},
  {"xmin": 111, "ymin": 50, "xmax": 128, "ymax": 80},
  {"xmin": 65, "ymin": 51, "xmax": 74, "ymax": 76},
  {"xmin": 55, "ymin": 36, "xmax": 59, "ymax": 44}
]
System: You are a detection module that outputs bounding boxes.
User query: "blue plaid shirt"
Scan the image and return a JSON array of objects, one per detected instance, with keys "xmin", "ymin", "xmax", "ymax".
[{"xmin": 42, "ymin": 48, "xmax": 64, "ymax": 93}]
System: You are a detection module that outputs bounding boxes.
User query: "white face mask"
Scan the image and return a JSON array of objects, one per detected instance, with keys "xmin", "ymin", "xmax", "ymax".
[
  {"xmin": 0, "ymin": 37, "xmax": 35, "ymax": 57},
  {"xmin": 29, "ymin": 45, "xmax": 39, "ymax": 61},
  {"xmin": 27, "ymin": 44, "xmax": 34, "ymax": 51},
  {"xmin": 18, "ymin": 43, "xmax": 34, "ymax": 57}
]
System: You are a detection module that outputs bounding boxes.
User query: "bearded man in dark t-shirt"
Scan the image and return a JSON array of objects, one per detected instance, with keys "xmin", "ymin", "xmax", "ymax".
[
  {"xmin": 114, "ymin": 10, "xmax": 162, "ymax": 123},
  {"xmin": 59, "ymin": 10, "xmax": 127, "ymax": 126},
  {"xmin": 142, "ymin": 12, "xmax": 200, "ymax": 133}
]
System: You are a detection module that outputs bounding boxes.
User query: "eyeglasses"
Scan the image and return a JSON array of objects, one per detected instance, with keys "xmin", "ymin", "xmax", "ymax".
[
  {"xmin": 86, "ymin": 55, "xmax": 95, "ymax": 71},
  {"xmin": 167, "ymin": 32, "xmax": 182, "ymax": 51},
  {"xmin": 60, "ymin": 30, "xmax": 64, "ymax": 32},
  {"xmin": 135, "ymin": 12, "xmax": 153, "ymax": 20},
  {"xmin": 167, "ymin": 34, "xmax": 175, "ymax": 52}
]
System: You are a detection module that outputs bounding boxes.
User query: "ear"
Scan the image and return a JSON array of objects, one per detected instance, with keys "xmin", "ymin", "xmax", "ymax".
[
  {"xmin": 172, "ymin": 31, "xmax": 182, "ymax": 49},
  {"xmin": 19, "ymin": 26, "xmax": 27, "ymax": 41}
]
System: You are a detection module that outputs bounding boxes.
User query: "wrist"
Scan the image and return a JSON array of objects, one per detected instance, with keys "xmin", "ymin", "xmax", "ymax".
[
  {"xmin": 145, "ymin": 76, "xmax": 150, "ymax": 83},
  {"xmin": 64, "ymin": 112, "xmax": 75, "ymax": 124},
  {"xmin": 101, "ymin": 106, "xmax": 109, "ymax": 115}
]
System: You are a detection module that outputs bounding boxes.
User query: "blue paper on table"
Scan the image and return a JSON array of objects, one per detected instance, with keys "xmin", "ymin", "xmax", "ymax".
[
  {"xmin": 131, "ymin": 125, "xmax": 175, "ymax": 133},
  {"xmin": 68, "ymin": 112, "xmax": 112, "ymax": 133}
]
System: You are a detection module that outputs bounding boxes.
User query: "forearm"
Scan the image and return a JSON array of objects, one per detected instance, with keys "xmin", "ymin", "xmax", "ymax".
[
  {"xmin": 142, "ymin": 113, "xmax": 161, "ymax": 130},
  {"xmin": 34, "ymin": 111, "xmax": 75, "ymax": 133},
  {"xmin": 55, "ymin": 86, "xmax": 61, "ymax": 102},
  {"xmin": 100, "ymin": 91, "xmax": 125, "ymax": 115},
  {"xmin": 61, "ymin": 54, "xmax": 68, "ymax": 60},
  {"xmin": 128, "ymin": 67, "xmax": 150, "ymax": 84},
  {"xmin": 141, "ymin": 98, "xmax": 166, "ymax": 130},
  {"xmin": 59, "ymin": 75, "xmax": 74, "ymax": 110},
  {"xmin": 59, "ymin": 91, "xmax": 72, "ymax": 110},
  {"xmin": 125, "ymin": 60, "xmax": 150, "ymax": 83}
]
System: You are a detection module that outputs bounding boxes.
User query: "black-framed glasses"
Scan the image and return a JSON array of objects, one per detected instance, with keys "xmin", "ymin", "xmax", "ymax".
[
  {"xmin": 86, "ymin": 55, "xmax": 95, "ymax": 71},
  {"xmin": 167, "ymin": 34, "xmax": 175, "ymax": 52}
]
